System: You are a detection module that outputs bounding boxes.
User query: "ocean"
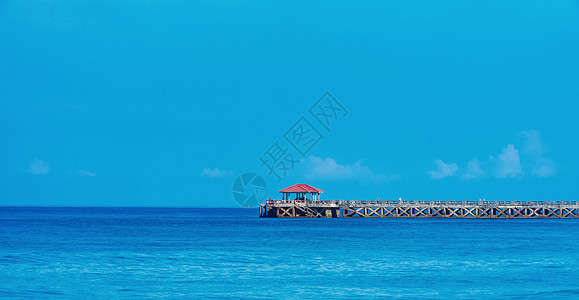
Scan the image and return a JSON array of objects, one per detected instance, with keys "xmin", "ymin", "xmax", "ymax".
[{"xmin": 1, "ymin": 207, "xmax": 578, "ymax": 299}]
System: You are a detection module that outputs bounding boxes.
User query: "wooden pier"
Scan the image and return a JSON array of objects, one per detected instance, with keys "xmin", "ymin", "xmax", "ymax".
[
  {"xmin": 259, "ymin": 200, "xmax": 579, "ymax": 219},
  {"xmin": 261, "ymin": 184, "xmax": 579, "ymax": 219}
]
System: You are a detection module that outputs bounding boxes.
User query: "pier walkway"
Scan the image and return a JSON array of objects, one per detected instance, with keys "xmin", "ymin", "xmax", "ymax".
[{"xmin": 259, "ymin": 200, "xmax": 579, "ymax": 218}]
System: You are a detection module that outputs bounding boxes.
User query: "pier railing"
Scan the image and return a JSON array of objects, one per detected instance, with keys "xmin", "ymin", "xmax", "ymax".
[
  {"xmin": 265, "ymin": 199, "xmax": 578, "ymax": 207},
  {"xmin": 260, "ymin": 199, "xmax": 579, "ymax": 218}
]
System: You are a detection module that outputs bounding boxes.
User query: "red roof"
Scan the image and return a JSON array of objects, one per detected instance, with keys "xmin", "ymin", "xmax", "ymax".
[{"xmin": 279, "ymin": 184, "xmax": 324, "ymax": 193}]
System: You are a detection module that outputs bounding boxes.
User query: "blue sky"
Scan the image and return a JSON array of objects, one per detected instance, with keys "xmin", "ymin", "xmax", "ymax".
[{"xmin": 1, "ymin": 0, "xmax": 578, "ymax": 207}]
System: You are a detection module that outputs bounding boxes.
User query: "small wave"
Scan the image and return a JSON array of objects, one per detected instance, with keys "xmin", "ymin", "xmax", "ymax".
[{"xmin": 516, "ymin": 289, "xmax": 579, "ymax": 298}]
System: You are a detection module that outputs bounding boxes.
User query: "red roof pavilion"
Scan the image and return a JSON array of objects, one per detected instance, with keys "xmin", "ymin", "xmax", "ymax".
[{"xmin": 279, "ymin": 184, "xmax": 323, "ymax": 201}]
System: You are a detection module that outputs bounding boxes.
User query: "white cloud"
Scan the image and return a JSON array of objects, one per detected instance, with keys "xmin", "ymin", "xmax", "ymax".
[
  {"xmin": 520, "ymin": 130, "xmax": 556, "ymax": 177},
  {"xmin": 200, "ymin": 168, "xmax": 234, "ymax": 178},
  {"xmin": 76, "ymin": 169, "xmax": 97, "ymax": 177},
  {"xmin": 27, "ymin": 159, "xmax": 50, "ymax": 175},
  {"xmin": 532, "ymin": 164, "xmax": 556, "ymax": 177},
  {"xmin": 68, "ymin": 167, "xmax": 97, "ymax": 177},
  {"xmin": 304, "ymin": 155, "xmax": 396, "ymax": 183},
  {"xmin": 428, "ymin": 130, "xmax": 555, "ymax": 180},
  {"xmin": 495, "ymin": 144, "xmax": 523, "ymax": 178},
  {"xmin": 427, "ymin": 159, "xmax": 458, "ymax": 179},
  {"xmin": 461, "ymin": 158, "xmax": 486, "ymax": 180}
]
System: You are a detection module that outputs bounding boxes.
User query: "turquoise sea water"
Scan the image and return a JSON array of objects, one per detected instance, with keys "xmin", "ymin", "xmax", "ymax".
[{"xmin": 1, "ymin": 207, "xmax": 579, "ymax": 299}]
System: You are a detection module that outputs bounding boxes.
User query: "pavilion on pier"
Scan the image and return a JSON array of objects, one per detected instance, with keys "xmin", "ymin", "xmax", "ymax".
[{"xmin": 279, "ymin": 183, "xmax": 324, "ymax": 201}]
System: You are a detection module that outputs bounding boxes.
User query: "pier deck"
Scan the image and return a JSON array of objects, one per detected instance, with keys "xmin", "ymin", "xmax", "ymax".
[{"xmin": 259, "ymin": 200, "xmax": 579, "ymax": 218}]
